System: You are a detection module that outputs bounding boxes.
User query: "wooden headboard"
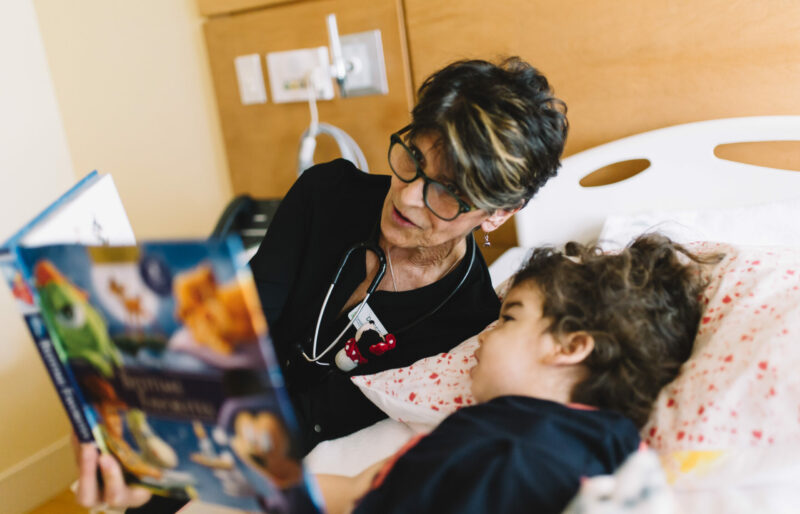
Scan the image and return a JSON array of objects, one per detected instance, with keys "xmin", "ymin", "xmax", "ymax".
[
  {"xmin": 401, "ymin": 0, "xmax": 800, "ymax": 255},
  {"xmin": 404, "ymin": 0, "xmax": 800, "ymax": 157},
  {"xmin": 201, "ymin": 0, "xmax": 800, "ymax": 258}
]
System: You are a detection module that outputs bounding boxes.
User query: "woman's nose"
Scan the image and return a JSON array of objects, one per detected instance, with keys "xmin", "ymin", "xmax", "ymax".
[{"xmin": 397, "ymin": 175, "xmax": 426, "ymax": 208}]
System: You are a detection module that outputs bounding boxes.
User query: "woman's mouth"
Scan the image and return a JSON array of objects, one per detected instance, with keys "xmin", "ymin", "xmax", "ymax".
[{"xmin": 391, "ymin": 206, "xmax": 418, "ymax": 228}]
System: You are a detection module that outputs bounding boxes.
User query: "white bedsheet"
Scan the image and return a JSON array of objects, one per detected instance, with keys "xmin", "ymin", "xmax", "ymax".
[{"xmin": 303, "ymin": 418, "xmax": 415, "ymax": 477}]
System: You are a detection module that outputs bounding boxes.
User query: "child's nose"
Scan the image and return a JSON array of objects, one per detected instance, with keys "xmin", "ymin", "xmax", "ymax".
[{"xmin": 477, "ymin": 321, "xmax": 496, "ymax": 344}]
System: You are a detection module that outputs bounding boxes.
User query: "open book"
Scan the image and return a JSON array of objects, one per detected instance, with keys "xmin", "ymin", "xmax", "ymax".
[{"xmin": 1, "ymin": 173, "xmax": 322, "ymax": 512}]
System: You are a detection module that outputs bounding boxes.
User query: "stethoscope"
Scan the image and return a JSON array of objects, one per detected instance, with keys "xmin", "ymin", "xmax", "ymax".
[{"xmin": 301, "ymin": 235, "xmax": 477, "ymax": 366}]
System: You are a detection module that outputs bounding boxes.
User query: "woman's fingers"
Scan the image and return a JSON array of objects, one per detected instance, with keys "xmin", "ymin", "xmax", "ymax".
[
  {"xmin": 96, "ymin": 455, "xmax": 152, "ymax": 508},
  {"xmin": 98, "ymin": 454, "xmax": 132, "ymax": 508},
  {"xmin": 75, "ymin": 443, "xmax": 100, "ymax": 508},
  {"xmin": 127, "ymin": 485, "xmax": 154, "ymax": 508},
  {"xmin": 72, "ymin": 437, "xmax": 152, "ymax": 509}
]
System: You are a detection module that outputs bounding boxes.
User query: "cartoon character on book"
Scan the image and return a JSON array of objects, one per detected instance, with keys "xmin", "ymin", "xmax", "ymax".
[
  {"xmin": 222, "ymin": 407, "xmax": 307, "ymax": 513},
  {"xmin": 32, "ymin": 261, "xmax": 180, "ymax": 482},
  {"xmin": 172, "ymin": 264, "xmax": 262, "ymax": 356},
  {"xmin": 229, "ymin": 410, "xmax": 302, "ymax": 489}
]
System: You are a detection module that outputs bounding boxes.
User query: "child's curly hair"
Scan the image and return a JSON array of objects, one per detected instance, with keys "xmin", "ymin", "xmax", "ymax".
[{"xmin": 510, "ymin": 234, "xmax": 721, "ymax": 428}]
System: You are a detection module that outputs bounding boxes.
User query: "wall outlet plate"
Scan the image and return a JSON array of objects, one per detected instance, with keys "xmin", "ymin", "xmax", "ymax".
[
  {"xmin": 266, "ymin": 46, "xmax": 334, "ymax": 103},
  {"xmin": 234, "ymin": 54, "xmax": 267, "ymax": 105},
  {"xmin": 340, "ymin": 30, "xmax": 389, "ymax": 97}
]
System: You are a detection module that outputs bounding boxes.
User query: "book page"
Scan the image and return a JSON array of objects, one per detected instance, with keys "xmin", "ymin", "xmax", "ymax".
[{"xmin": 21, "ymin": 174, "xmax": 135, "ymax": 247}]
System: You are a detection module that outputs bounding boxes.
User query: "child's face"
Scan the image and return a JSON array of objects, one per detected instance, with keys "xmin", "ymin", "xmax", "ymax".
[{"xmin": 471, "ymin": 281, "xmax": 559, "ymax": 403}]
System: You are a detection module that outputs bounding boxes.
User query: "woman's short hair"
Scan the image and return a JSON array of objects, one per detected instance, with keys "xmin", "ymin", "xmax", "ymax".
[
  {"xmin": 510, "ymin": 234, "xmax": 722, "ymax": 428},
  {"xmin": 409, "ymin": 57, "xmax": 568, "ymax": 212}
]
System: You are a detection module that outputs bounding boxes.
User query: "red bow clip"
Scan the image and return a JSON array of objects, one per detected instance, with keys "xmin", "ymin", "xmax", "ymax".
[
  {"xmin": 343, "ymin": 337, "xmax": 369, "ymax": 365},
  {"xmin": 368, "ymin": 333, "xmax": 397, "ymax": 356}
]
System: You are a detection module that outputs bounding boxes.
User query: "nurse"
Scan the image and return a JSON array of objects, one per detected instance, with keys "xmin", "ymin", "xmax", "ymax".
[
  {"xmin": 250, "ymin": 56, "xmax": 569, "ymax": 451},
  {"xmin": 73, "ymin": 56, "xmax": 567, "ymax": 512}
]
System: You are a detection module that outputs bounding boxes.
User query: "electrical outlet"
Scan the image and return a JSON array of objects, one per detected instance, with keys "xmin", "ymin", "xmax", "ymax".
[
  {"xmin": 266, "ymin": 46, "xmax": 335, "ymax": 103},
  {"xmin": 340, "ymin": 30, "xmax": 389, "ymax": 97}
]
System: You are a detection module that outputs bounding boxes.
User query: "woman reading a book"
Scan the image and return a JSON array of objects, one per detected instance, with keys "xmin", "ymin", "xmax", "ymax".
[
  {"xmin": 73, "ymin": 56, "xmax": 568, "ymax": 511},
  {"xmin": 247, "ymin": 56, "xmax": 568, "ymax": 453}
]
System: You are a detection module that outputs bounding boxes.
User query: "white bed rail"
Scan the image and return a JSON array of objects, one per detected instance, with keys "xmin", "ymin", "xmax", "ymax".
[{"xmin": 515, "ymin": 116, "xmax": 800, "ymax": 248}]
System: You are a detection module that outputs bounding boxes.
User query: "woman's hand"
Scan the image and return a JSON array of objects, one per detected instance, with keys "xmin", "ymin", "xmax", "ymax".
[{"xmin": 72, "ymin": 437, "xmax": 152, "ymax": 510}]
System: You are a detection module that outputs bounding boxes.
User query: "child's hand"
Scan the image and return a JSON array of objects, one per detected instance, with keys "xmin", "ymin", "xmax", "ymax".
[
  {"xmin": 315, "ymin": 458, "xmax": 388, "ymax": 514},
  {"xmin": 72, "ymin": 436, "xmax": 151, "ymax": 510}
]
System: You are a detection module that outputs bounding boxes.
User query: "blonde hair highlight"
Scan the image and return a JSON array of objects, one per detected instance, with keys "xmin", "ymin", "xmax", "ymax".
[{"xmin": 410, "ymin": 57, "xmax": 568, "ymax": 213}]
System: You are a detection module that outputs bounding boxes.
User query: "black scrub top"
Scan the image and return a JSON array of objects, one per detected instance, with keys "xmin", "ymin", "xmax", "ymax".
[
  {"xmin": 355, "ymin": 396, "xmax": 642, "ymax": 514},
  {"xmin": 249, "ymin": 160, "xmax": 501, "ymax": 451}
]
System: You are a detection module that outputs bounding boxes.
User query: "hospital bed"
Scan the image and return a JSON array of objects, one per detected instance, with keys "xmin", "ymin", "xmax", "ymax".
[{"xmin": 303, "ymin": 115, "xmax": 800, "ymax": 513}]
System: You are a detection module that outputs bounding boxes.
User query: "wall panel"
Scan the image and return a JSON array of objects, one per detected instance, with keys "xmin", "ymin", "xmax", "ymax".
[
  {"xmin": 404, "ymin": 0, "xmax": 800, "ymax": 247},
  {"xmin": 405, "ymin": 0, "xmax": 800, "ymax": 158}
]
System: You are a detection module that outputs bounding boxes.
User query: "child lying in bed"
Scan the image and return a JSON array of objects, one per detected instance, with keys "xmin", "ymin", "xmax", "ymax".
[{"xmin": 317, "ymin": 234, "xmax": 719, "ymax": 514}]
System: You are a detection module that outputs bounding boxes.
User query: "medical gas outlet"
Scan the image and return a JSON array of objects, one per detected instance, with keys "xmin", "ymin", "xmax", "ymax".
[{"xmin": 264, "ymin": 31, "xmax": 388, "ymax": 103}]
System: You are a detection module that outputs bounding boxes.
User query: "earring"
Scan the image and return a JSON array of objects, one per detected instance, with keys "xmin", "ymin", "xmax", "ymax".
[{"xmin": 483, "ymin": 233, "xmax": 491, "ymax": 247}]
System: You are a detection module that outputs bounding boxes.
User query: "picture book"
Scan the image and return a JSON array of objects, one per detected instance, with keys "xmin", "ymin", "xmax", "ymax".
[{"xmin": 1, "ymin": 174, "xmax": 323, "ymax": 512}]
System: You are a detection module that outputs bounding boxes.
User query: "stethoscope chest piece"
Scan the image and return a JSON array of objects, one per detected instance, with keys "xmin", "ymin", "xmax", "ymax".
[{"xmin": 334, "ymin": 322, "xmax": 397, "ymax": 372}]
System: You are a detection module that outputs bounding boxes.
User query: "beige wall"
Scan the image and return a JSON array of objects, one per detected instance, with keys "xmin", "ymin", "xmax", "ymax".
[
  {"xmin": 0, "ymin": 2, "xmax": 79, "ymax": 512},
  {"xmin": 34, "ymin": 0, "xmax": 232, "ymax": 240},
  {"xmin": 0, "ymin": 0, "xmax": 231, "ymax": 511}
]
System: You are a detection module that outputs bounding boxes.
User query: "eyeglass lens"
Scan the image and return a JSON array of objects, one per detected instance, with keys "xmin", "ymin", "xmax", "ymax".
[{"xmin": 388, "ymin": 140, "xmax": 463, "ymax": 220}]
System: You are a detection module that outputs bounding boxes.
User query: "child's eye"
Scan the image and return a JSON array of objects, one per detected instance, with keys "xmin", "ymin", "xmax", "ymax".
[{"xmin": 500, "ymin": 314, "xmax": 514, "ymax": 323}]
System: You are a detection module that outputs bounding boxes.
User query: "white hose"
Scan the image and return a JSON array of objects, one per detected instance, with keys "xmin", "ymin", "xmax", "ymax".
[
  {"xmin": 297, "ymin": 123, "xmax": 369, "ymax": 175},
  {"xmin": 297, "ymin": 69, "xmax": 369, "ymax": 175}
]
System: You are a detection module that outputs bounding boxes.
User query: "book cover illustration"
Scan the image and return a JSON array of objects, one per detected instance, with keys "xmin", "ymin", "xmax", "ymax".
[
  {"xmin": 14, "ymin": 239, "xmax": 321, "ymax": 513},
  {"xmin": 0, "ymin": 171, "xmax": 136, "ymax": 443}
]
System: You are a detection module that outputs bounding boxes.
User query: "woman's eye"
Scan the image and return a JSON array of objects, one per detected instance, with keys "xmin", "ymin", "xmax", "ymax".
[
  {"xmin": 500, "ymin": 314, "xmax": 514, "ymax": 323},
  {"xmin": 409, "ymin": 145, "xmax": 425, "ymax": 165},
  {"xmin": 445, "ymin": 182, "xmax": 465, "ymax": 197}
]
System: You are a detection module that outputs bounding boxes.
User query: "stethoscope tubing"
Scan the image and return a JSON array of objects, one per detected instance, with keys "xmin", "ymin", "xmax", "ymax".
[
  {"xmin": 303, "ymin": 242, "xmax": 386, "ymax": 364},
  {"xmin": 301, "ymin": 236, "xmax": 476, "ymax": 366}
]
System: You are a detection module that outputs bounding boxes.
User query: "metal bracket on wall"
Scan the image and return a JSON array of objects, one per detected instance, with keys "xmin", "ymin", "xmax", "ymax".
[
  {"xmin": 327, "ymin": 13, "xmax": 388, "ymax": 98},
  {"xmin": 339, "ymin": 30, "xmax": 389, "ymax": 97}
]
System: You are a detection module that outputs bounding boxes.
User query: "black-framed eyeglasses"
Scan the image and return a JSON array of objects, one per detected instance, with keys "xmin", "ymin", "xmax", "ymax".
[{"xmin": 387, "ymin": 126, "xmax": 474, "ymax": 221}]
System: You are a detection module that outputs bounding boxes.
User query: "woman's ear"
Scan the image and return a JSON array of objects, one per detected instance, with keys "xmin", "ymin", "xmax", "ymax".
[
  {"xmin": 480, "ymin": 207, "xmax": 521, "ymax": 233},
  {"xmin": 550, "ymin": 332, "xmax": 594, "ymax": 365}
]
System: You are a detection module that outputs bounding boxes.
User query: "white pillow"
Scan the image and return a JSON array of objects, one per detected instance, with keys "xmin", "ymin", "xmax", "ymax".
[
  {"xmin": 644, "ymin": 241, "xmax": 800, "ymax": 450},
  {"xmin": 351, "ymin": 333, "xmax": 481, "ymax": 431},
  {"xmin": 488, "ymin": 246, "xmax": 530, "ymax": 287},
  {"xmin": 598, "ymin": 197, "xmax": 800, "ymax": 250}
]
